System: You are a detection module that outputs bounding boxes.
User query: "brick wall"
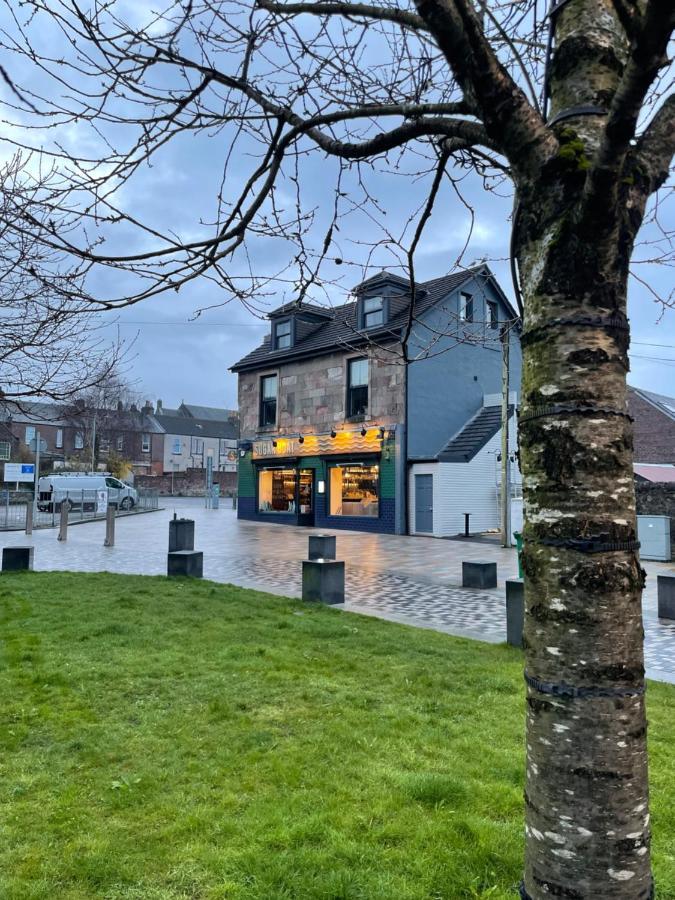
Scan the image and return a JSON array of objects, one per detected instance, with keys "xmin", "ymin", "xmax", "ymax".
[
  {"xmin": 628, "ymin": 390, "xmax": 675, "ymax": 464},
  {"xmin": 136, "ymin": 468, "xmax": 237, "ymax": 496},
  {"xmin": 636, "ymin": 481, "xmax": 675, "ymax": 555}
]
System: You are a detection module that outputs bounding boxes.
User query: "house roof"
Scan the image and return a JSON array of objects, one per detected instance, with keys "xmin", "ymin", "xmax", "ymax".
[
  {"xmin": 0, "ymin": 400, "xmax": 72, "ymax": 428},
  {"xmin": 153, "ymin": 414, "xmax": 238, "ymax": 440},
  {"xmin": 268, "ymin": 300, "xmax": 334, "ymax": 319},
  {"xmin": 634, "ymin": 464, "xmax": 675, "ymax": 483},
  {"xmin": 180, "ymin": 403, "xmax": 238, "ymax": 422},
  {"xmin": 231, "ymin": 265, "xmax": 514, "ymax": 373},
  {"xmin": 629, "ymin": 386, "xmax": 675, "ymax": 421},
  {"xmin": 438, "ymin": 404, "xmax": 514, "ymax": 462}
]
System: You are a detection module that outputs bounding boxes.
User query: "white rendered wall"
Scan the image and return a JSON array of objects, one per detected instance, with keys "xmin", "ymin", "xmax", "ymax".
[{"xmin": 409, "ymin": 422, "xmax": 521, "ymax": 537}]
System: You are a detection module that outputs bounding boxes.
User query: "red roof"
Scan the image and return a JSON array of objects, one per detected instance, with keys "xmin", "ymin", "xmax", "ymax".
[{"xmin": 634, "ymin": 464, "xmax": 675, "ymax": 483}]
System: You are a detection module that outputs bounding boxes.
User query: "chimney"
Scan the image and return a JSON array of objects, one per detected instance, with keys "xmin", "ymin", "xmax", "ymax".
[
  {"xmin": 156, "ymin": 399, "xmax": 163, "ymax": 414},
  {"xmin": 143, "ymin": 400, "xmax": 153, "ymax": 413}
]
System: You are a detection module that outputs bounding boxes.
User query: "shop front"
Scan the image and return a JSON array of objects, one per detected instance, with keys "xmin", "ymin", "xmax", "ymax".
[{"xmin": 238, "ymin": 427, "xmax": 400, "ymax": 533}]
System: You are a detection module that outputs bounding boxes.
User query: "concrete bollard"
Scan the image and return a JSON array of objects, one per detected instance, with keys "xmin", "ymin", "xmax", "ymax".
[
  {"xmin": 2, "ymin": 546, "xmax": 34, "ymax": 572},
  {"xmin": 657, "ymin": 574, "xmax": 675, "ymax": 620},
  {"xmin": 57, "ymin": 501, "xmax": 68, "ymax": 542},
  {"xmin": 169, "ymin": 516, "xmax": 195, "ymax": 552},
  {"xmin": 25, "ymin": 502, "xmax": 34, "ymax": 536},
  {"xmin": 302, "ymin": 559, "xmax": 345, "ymax": 605},
  {"xmin": 505, "ymin": 578, "xmax": 525, "ymax": 647},
  {"xmin": 167, "ymin": 550, "xmax": 204, "ymax": 578},
  {"xmin": 308, "ymin": 534, "xmax": 336, "ymax": 561},
  {"xmin": 104, "ymin": 504, "xmax": 116, "ymax": 547},
  {"xmin": 462, "ymin": 560, "xmax": 497, "ymax": 589}
]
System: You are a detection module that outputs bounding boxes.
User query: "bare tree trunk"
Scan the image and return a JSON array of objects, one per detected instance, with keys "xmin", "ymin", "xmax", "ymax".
[{"xmin": 517, "ymin": 201, "xmax": 652, "ymax": 897}]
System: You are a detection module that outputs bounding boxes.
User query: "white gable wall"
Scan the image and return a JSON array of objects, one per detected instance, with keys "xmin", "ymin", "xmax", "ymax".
[{"xmin": 409, "ymin": 423, "xmax": 521, "ymax": 537}]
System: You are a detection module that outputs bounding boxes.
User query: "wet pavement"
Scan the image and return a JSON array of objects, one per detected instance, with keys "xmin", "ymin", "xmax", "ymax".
[{"xmin": 1, "ymin": 497, "xmax": 673, "ymax": 684}]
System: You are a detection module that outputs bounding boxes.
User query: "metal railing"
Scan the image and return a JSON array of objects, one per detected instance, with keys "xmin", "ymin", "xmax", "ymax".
[{"xmin": 0, "ymin": 489, "xmax": 160, "ymax": 531}]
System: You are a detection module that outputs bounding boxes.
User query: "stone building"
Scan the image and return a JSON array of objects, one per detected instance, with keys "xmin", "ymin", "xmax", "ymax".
[{"xmin": 231, "ymin": 264, "xmax": 522, "ymax": 535}]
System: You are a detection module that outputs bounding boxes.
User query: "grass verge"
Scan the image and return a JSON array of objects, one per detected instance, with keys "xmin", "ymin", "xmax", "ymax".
[{"xmin": 1, "ymin": 571, "xmax": 674, "ymax": 899}]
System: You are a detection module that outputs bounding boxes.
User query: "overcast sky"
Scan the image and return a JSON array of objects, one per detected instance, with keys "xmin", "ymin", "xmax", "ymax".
[{"xmin": 1, "ymin": 2, "xmax": 673, "ymax": 411}]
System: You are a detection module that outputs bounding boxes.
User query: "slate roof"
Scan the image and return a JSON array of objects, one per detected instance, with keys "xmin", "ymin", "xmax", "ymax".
[
  {"xmin": 153, "ymin": 414, "xmax": 238, "ymax": 440},
  {"xmin": 231, "ymin": 264, "xmax": 513, "ymax": 372},
  {"xmin": 438, "ymin": 404, "xmax": 515, "ymax": 462},
  {"xmin": 180, "ymin": 403, "xmax": 238, "ymax": 422},
  {"xmin": 630, "ymin": 387, "xmax": 675, "ymax": 421}
]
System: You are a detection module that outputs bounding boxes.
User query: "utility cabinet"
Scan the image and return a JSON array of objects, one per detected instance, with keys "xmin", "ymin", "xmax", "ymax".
[{"xmin": 637, "ymin": 515, "xmax": 672, "ymax": 562}]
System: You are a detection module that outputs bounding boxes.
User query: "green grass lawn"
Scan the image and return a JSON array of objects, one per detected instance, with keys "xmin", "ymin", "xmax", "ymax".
[{"xmin": 1, "ymin": 572, "xmax": 675, "ymax": 899}]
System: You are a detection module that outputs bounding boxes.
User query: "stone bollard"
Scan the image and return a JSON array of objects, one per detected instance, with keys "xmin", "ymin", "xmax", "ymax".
[
  {"xmin": 505, "ymin": 578, "xmax": 525, "ymax": 647},
  {"xmin": 57, "ymin": 501, "xmax": 69, "ymax": 542},
  {"xmin": 104, "ymin": 504, "xmax": 116, "ymax": 547},
  {"xmin": 25, "ymin": 501, "xmax": 34, "ymax": 536},
  {"xmin": 302, "ymin": 559, "xmax": 345, "ymax": 605},
  {"xmin": 657, "ymin": 574, "xmax": 675, "ymax": 620},
  {"xmin": 308, "ymin": 534, "xmax": 336, "ymax": 561},
  {"xmin": 462, "ymin": 560, "xmax": 497, "ymax": 589},
  {"xmin": 2, "ymin": 546, "xmax": 34, "ymax": 572},
  {"xmin": 169, "ymin": 515, "xmax": 195, "ymax": 552}
]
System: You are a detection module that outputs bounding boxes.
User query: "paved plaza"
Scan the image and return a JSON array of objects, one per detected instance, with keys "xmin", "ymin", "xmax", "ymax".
[{"xmin": 1, "ymin": 498, "xmax": 674, "ymax": 684}]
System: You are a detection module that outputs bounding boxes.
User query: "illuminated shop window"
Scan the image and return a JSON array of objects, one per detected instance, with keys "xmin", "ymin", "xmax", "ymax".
[
  {"xmin": 258, "ymin": 468, "xmax": 297, "ymax": 513},
  {"xmin": 329, "ymin": 464, "xmax": 379, "ymax": 517}
]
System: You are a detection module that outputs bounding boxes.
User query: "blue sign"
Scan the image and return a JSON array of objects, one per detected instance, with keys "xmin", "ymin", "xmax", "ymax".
[{"xmin": 22, "ymin": 464, "xmax": 34, "ymax": 474}]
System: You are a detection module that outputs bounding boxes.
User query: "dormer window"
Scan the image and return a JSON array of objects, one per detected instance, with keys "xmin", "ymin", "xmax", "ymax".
[
  {"xmin": 363, "ymin": 296, "xmax": 384, "ymax": 328},
  {"xmin": 274, "ymin": 319, "xmax": 292, "ymax": 349}
]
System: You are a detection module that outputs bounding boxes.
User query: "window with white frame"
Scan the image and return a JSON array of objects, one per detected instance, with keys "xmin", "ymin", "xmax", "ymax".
[
  {"xmin": 191, "ymin": 437, "xmax": 204, "ymax": 455},
  {"xmin": 0, "ymin": 441, "xmax": 10, "ymax": 461},
  {"xmin": 56, "ymin": 429, "xmax": 63, "ymax": 449},
  {"xmin": 142, "ymin": 433, "xmax": 151, "ymax": 453},
  {"xmin": 74, "ymin": 431, "xmax": 84, "ymax": 449},
  {"xmin": 25, "ymin": 426, "xmax": 36, "ymax": 446},
  {"xmin": 172, "ymin": 437, "xmax": 182, "ymax": 454},
  {"xmin": 117, "ymin": 435, "xmax": 124, "ymax": 451}
]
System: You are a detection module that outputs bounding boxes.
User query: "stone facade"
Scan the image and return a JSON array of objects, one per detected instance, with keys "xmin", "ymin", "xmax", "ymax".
[
  {"xmin": 238, "ymin": 346, "xmax": 405, "ymax": 438},
  {"xmin": 628, "ymin": 389, "xmax": 675, "ymax": 464}
]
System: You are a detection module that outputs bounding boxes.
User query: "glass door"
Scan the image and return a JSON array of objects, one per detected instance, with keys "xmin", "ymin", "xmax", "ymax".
[{"xmin": 297, "ymin": 469, "xmax": 315, "ymax": 526}]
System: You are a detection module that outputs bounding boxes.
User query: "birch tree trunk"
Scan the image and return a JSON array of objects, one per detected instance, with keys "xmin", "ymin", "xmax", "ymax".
[{"xmin": 516, "ymin": 182, "xmax": 652, "ymax": 897}]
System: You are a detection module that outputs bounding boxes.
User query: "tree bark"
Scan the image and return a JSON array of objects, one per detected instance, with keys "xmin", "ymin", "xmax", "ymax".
[{"xmin": 516, "ymin": 171, "xmax": 652, "ymax": 898}]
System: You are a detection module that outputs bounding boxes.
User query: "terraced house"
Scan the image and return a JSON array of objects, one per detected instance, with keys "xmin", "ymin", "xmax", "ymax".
[{"xmin": 231, "ymin": 265, "xmax": 522, "ymax": 536}]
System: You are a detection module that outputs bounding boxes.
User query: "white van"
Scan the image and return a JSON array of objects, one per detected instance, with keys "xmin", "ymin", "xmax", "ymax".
[{"xmin": 37, "ymin": 473, "xmax": 138, "ymax": 512}]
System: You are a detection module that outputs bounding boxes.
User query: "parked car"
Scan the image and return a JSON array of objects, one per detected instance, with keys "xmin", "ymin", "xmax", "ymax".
[{"xmin": 37, "ymin": 474, "xmax": 138, "ymax": 512}]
